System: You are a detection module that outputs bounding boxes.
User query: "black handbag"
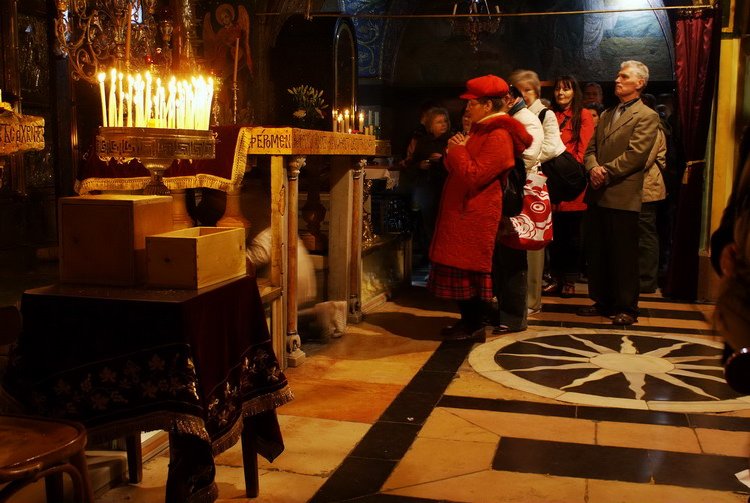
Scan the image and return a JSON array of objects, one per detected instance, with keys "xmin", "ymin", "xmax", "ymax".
[
  {"xmin": 502, "ymin": 158, "xmax": 526, "ymax": 217},
  {"xmin": 540, "ymin": 150, "xmax": 587, "ymax": 204},
  {"xmin": 537, "ymin": 108, "xmax": 587, "ymax": 204}
]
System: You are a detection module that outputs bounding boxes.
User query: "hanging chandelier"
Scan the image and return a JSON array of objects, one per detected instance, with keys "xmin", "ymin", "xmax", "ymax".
[
  {"xmin": 450, "ymin": 0, "xmax": 502, "ymax": 53},
  {"xmin": 54, "ymin": 0, "xmax": 175, "ymax": 84}
]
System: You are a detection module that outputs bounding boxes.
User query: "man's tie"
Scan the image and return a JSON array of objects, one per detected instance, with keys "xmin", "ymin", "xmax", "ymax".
[{"xmin": 612, "ymin": 104, "xmax": 626, "ymax": 123}]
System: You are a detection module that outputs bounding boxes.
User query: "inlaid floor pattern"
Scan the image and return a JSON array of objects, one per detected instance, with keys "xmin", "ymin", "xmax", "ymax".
[{"xmin": 96, "ymin": 285, "xmax": 750, "ymax": 503}]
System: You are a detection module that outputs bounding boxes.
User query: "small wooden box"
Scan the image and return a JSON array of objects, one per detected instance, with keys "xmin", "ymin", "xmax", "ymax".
[
  {"xmin": 146, "ymin": 227, "xmax": 246, "ymax": 289},
  {"xmin": 59, "ymin": 195, "xmax": 173, "ymax": 286}
]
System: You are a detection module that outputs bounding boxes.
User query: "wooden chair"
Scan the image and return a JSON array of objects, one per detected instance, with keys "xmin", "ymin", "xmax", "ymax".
[
  {"xmin": 1, "ymin": 306, "xmax": 94, "ymax": 502},
  {"xmin": 0, "ymin": 305, "xmax": 21, "ymax": 347},
  {"xmin": 0, "ymin": 414, "xmax": 94, "ymax": 503}
]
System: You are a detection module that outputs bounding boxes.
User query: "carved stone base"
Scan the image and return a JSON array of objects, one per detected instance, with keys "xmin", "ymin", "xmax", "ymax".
[
  {"xmin": 286, "ymin": 348, "xmax": 306, "ymax": 367},
  {"xmin": 347, "ymin": 294, "xmax": 363, "ymax": 324},
  {"xmin": 286, "ymin": 330, "xmax": 306, "ymax": 367}
]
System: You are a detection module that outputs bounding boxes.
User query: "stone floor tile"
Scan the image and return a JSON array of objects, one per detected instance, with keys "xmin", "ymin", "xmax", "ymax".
[
  {"xmin": 382, "ymin": 437, "xmax": 497, "ymax": 490},
  {"xmin": 596, "ymin": 421, "xmax": 702, "ymax": 453}
]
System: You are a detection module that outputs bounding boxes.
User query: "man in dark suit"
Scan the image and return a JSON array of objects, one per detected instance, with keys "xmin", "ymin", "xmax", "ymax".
[{"xmin": 578, "ymin": 60, "xmax": 660, "ymax": 325}]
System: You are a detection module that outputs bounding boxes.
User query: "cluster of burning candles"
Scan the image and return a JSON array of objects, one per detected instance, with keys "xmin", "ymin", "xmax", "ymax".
[
  {"xmin": 97, "ymin": 69, "xmax": 214, "ymax": 130},
  {"xmin": 332, "ymin": 108, "xmax": 380, "ymax": 135}
]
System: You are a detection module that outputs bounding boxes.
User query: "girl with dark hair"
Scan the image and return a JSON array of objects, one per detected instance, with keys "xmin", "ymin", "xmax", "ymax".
[
  {"xmin": 544, "ymin": 75, "xmax": 594, "ymax": 297},
  {"xmin": 584, "ymin": 102, "xmax": 605, "ymax": 128}
]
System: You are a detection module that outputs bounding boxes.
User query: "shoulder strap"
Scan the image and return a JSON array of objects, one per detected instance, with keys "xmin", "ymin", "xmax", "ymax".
[{"xmin": 538, "ymin": 108, "xmax": 548, "ymax": 123}]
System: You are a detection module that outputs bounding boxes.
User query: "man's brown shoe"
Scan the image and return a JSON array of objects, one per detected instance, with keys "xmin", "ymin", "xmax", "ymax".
[{"xmin": 612, "ymin": 313, "xmax": 637, "ymax": 326}]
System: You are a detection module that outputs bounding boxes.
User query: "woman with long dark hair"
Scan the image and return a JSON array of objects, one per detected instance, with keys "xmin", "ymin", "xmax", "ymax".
[{"xmin": 544, "ymin": 75, "xmax": 594, "ymax": 297}]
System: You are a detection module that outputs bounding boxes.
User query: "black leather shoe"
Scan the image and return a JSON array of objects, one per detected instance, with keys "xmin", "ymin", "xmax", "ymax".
[
  {"xmin": 577, "ymin": 305, "xmax": 603, "ymax": 317},
  {"xmin": 441, "ymin": 321, "xmax": 468, "ymax": 337},
  {"xmin": 542, "ymin": 281, "xmax": 561, "ymax": 295},
  {"xmin": 612, "ymin": 312, "xmax": 637, "ymax": 326},
  {"xmin": 560, "ymin": 282, "xmax": 576, "ymax": 298},
  {"xmin": 492, "ymin": 324, "xmax": 526, "ymax": 335},
  {"xmin": 444, "ymin": 325, "xmax": 486, "ymax": 342}
]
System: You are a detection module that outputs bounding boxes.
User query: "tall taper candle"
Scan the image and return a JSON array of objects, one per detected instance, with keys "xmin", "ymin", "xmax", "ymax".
[
  {"xmin": 98, "ymin": 73, "xmax": 107, "ymax": 127},
  {"xmin": 145, "ymin": 72, "xmax": 152, "ymax": 124},
  {"xmin": 233, "ymin": 38, "xmax": 240, "ymax": 84},
  {"xmin": 108, "ymin": 69, "xmax": 117, "ymax": 128},
  {"xmin": 118, "ymin": 73, "xmax": 124, "ymax": 127}
]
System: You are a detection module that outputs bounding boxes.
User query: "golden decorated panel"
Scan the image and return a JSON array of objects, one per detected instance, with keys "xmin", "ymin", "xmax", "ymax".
[
  {"xmin": 0, "ymin": 109, "xmax": 45, "ymax": 155},
  {"xmin": 242, "ymin": 127, "xmax": 376, "ymax": 156},
  {"xmin": 95, "ymin": 127, "xmax": 217, "ymax": 162}
]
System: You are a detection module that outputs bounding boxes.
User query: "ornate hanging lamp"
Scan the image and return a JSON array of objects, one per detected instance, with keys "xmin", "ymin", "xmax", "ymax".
[
  {"xmin": 450, "ymin": 0, "xmax": 503, "ymax": 52},
  {"xmin": 54, "ymin": 0, "xmax": 180, "ymax": 83}
]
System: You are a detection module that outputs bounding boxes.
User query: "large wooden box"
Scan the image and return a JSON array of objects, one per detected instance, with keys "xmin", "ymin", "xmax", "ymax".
[
  {"xmin": 146, "ymin": 227, "xmax": 246, "ymax": 289},
  {"xmin": 59, "ymin": 195, "xmax": 173, "ymax": 286}
]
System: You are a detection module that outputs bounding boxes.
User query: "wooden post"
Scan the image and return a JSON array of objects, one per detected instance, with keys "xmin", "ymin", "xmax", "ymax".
[
  {"xmin": 217, "ymin": 185, "xmax": 252, "ymax": 233},
  {"xmin": 285, "ymin": 156, "xmax": 305, "ymax": 367},
  {"xmin": 348, "ymin": 159, "xmax": 366, "ymax": 323},
  {"xmin": 170, "ymin": 189, "xmax": 194, "ymax": 229}
]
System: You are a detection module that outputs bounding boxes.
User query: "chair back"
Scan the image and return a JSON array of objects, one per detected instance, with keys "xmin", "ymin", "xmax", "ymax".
[{"xmin": 0, "ymin": 306, "xmax": 20, "ymax": 346}]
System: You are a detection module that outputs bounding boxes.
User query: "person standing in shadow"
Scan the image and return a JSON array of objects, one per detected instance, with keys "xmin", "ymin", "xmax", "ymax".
[{"xmin": 400, "ymin": 107, "xmax": 452, "ymax": 265}]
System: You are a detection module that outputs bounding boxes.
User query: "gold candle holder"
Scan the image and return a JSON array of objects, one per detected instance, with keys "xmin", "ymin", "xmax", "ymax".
[{"xmin": 96, "ymin": 127, "xmax": 217, "ymax": 195}]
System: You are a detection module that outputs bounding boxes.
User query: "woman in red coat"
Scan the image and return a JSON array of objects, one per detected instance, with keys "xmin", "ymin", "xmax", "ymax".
[
  {"xmin": 428, "ymin": 75, "xmax": 532, "ymax": 340},
  {"xmin": 545, "ymin": 75, "xmax": 595, "ymax": 297}
]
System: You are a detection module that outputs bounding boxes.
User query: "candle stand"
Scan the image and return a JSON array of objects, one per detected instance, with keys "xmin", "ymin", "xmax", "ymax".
[{"xmin": 96, "ymin": 127, "xmax": 217, "ymax": 195}]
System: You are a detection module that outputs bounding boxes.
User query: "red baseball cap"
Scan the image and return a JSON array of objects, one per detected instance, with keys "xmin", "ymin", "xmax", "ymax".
[{"xmin": 460, "ymin": 75, "xmax": 510, "ymax": 100}]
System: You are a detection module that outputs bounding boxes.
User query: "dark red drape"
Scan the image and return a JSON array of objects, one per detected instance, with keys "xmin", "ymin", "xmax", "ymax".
[{"xmin": 663, "ymin": 5, "xmax": 721, "ymax": 300}]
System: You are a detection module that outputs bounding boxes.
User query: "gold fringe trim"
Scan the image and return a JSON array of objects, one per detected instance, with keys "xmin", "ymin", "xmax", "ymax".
[
  {"xmin": 76, "ymin": 127, "xmax": 255, "ymax": 195},
  {"xmin": 211, "ymin": 385, "xmax": 295, "ymax": 456},
  {"xmin": 86, "ymin": 412, "xmax": 210, "ymax": 445}
]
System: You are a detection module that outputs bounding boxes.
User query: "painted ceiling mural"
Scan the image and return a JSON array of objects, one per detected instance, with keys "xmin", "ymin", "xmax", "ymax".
[{"xmin": 342, "ymin": 0, "xmax": 674, "ymax": 84}]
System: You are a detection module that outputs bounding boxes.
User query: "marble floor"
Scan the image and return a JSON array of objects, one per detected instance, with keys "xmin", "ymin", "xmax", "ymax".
[{"xmin": 89, "ymin": 281, "xmax": 750, "ymax": 503}]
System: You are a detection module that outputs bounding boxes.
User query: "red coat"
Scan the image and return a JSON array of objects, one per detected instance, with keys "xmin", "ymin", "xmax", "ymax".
[
  {"xmin": 430, "ymin": 113, "xmax": 532, "ymax": 272},
  {"xmin": 554, "ymin": 107, "xmax": 594, "ymax": 212}
]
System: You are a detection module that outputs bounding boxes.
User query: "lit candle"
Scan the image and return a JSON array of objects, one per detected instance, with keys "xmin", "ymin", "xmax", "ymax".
[
  {"xmin": 206, "ymin": 77, "xmax": 214, "ymax": 129},
  {"xmin": 337, "ymin": 114, "xmax": 343, "ymax": 133},
  {"xmin": 233, "ymin": 37, "xmax": 240, "ymax": 83},
  {"xmin": 368, "ymin": 110, "xmax": 373, "ymax": 127},
  {"xmin": 358, "ymin": 112, "xmax": 364, "ymax": 133},
  {"xmin": 145, "ymin": 72, "xmax": 152, "ymax": 124},
  {"xmin": 117, "ymin": 73, "xmax": 124, "ymax": 127},
  {"xmin": 98, "ymin": 72, "xmax": 107, "ymax": 127},
  {"xmin": 126, "ymin": 75, "xmax": 133, "ymax": 127},
  {"xmin": 344, "ymin": 109, "xmax": 350, "ymax": 132},
  {"xmin": 108, "ymin": 69, "xmax": 117, "ymax": 129},
  {"xmin": 331, "ymin": 109, "xmax": 337, "ymax": 131},
  {"xmin": 168, "ymin": 78, "xmax": 176, "ymax": 129}
]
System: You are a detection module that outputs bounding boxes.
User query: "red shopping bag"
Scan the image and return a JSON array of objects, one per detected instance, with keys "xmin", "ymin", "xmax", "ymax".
[{"xmin": 498, "ymin": 171, "xmax": 553, "ymax": 251}]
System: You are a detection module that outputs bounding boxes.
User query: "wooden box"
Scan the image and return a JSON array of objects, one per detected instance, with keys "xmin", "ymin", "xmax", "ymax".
[
  {"xmin": 146, "ymin": 227, "xmax": 246, "ymax": 289},
  {"xmin": 59, "ymin": 195, "xmax": 173, "ymax": 286}
]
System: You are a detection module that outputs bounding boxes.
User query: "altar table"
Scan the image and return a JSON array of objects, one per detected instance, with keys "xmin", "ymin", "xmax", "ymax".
[{"xmin": 1, "ymin": 275, "xmax": 293, "ymax": 500}]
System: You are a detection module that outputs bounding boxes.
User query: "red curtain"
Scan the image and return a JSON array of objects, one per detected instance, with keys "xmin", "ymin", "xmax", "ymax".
[{"xmin": 663, "ymin": 5, "xmax": 721, "ymax": 300}]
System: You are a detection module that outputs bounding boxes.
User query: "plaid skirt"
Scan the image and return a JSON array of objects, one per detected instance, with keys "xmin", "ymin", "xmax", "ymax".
[{"xmin": 427, "ymin": 262, "xmax": 494, "ymax": 301}]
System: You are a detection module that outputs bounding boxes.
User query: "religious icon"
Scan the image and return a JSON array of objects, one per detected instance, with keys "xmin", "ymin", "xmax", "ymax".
[{"xmin": 202, "ymin": 2, "xmax": 253, "ymax": 123}]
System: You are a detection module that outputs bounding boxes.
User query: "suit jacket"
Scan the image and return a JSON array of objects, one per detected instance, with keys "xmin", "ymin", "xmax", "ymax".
[{"xmin": 584, "ymin": 98, "xmax": 660, "ymax": 212}]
